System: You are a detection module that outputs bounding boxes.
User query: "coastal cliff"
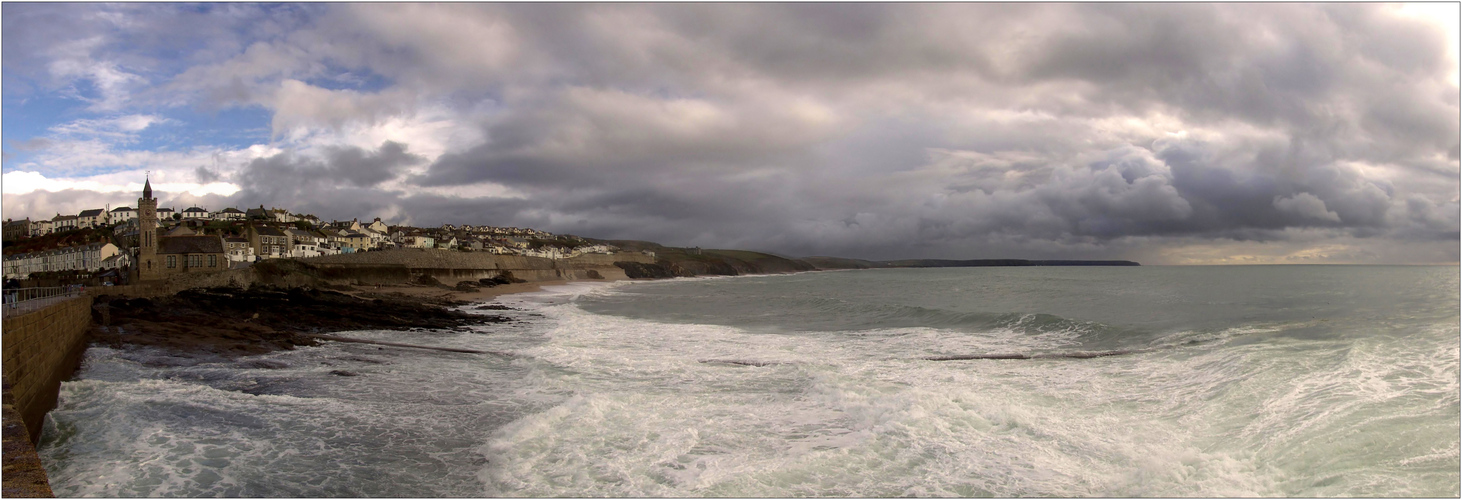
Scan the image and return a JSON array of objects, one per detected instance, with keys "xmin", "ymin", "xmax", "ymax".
[{"xmin": 594, "ymin": 240, "xmax": 816, "ymax": 277}]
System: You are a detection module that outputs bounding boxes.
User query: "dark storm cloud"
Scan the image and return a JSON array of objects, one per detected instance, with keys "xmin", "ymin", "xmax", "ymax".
[
  {"xmin": 194, "ymin": 166, "xmax": 221, "ymax": 184},
  {"xmin": 4, "ymin": 3, "xmax": 1456, "ymax": 263},
  {"xmin": 393, "ymin": 4, "xmax": 1457, "ymax": 261},
  {"xmin": 227, "ymin": 140, "xmax": 422, "ymax": 219}
]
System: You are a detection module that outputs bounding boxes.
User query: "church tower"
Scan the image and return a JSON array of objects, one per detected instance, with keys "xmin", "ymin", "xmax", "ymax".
[{"xmin": 137, "ymin": 176, "xmax": 161, "ymax": 281}]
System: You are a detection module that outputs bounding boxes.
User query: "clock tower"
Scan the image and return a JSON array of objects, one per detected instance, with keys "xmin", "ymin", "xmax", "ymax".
[{"xmin": 136, "ymin": 176, "xmax": 160, "ymax": 281}]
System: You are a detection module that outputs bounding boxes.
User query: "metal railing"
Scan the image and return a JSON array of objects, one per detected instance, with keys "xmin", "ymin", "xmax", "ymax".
[{"xmin": 2, "ymin": 286, "xmax": 84, "ymax": 315}]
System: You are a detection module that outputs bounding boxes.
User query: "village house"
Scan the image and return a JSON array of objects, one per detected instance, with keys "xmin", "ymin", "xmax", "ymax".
[
  {"xmin": 157, "ymin": 207, "xmax": 175, "ymax": 220},
  {"xmin": 29, "ymin": 219, "xmax": 53, "ymax": 237},
  {"xmin": 77, "ymin": 208, "xmax": 108, "ymax": 228},
  {"xmin": 110, "ymin": 206, "xmax": 138, "ymax": 223},
  {"xmin": 52, "ymin": 214, "xmax": 79, "ymax": 232},
  {"xmin": 224, "ymin": 237, "xmax": 255, "ymax": 263},
  {"xmin": 402, "ymin": 233, "xmax": 435, "ymax": 249},
  {"xmin": 100, "ymin": 252, "xmax": 130, "ymax": 273},
  {"xmin": 213, "ymin": 207, "xmax": 247, "ymax": 221},
  {"xmin": 4, "ymin": 219, "xmax": 32, "ymax": 240},
  {"xmin": 182, "ymin": 207, "xmax": 211, "ymax": 220},
  {"xmin": 246, "ymin": 224, "xmax": 289, "ymax": 259},
  {"xmin": 337, "ymin": 230, "xmax": 372, "ymax": 252}
]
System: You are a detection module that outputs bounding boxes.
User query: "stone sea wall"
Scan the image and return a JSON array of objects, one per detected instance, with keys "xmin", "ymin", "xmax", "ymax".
[
  {"xmin": 303, "ymin": 250, "xmax": 653, "ymax": 284},
  {"xmin": 1, "ymin": 296, "xmax": 93, "ymax": 442}
]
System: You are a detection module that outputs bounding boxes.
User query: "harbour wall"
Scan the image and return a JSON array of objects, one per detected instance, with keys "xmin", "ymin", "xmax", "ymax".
[
  {"xmin": 302, "ymin": 250, "xmax": 653, "ymax": 284},
  {"xmin": 1, "ymin": 296, "xmax": 93, "ymax": 442}
]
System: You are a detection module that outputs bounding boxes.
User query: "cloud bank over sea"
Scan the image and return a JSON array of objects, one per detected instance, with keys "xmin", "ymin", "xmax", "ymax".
[{"xmin": 3, "ymin": 4, "xmax": 1458, "ymax": 264}]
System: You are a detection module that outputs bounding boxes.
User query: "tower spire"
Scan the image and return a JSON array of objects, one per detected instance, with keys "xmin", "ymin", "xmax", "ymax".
[{"xmin": 143, "ymin": 173, "xmax": 153, "ymax": 200}]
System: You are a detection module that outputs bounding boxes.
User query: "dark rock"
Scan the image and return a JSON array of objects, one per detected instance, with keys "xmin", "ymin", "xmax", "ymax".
[
  {"xmin": 614, "ymin": 261, "xmax": 677, "ymax": 279},
  {"xmin": 329, "ymin": 370, "xmax": 360, "ymax": 377},
  {"xmin": 94, "ymin": 285, "xmax": 510, "ymax": 359}
]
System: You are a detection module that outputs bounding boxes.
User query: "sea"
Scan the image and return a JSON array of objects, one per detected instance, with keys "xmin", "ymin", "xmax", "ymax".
[{"xmin": 35, "ymin": 265, "xmax": 1461, "ymax": 497}]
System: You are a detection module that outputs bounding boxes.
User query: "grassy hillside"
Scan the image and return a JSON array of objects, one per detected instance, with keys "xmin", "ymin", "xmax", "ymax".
[
  {"xmin": 799, "ymin": 256, "xmax": 888, "ymax": 269},
  {"xmin": 2, "ymin": 227, "xmax": 119, "ymax": 256}
]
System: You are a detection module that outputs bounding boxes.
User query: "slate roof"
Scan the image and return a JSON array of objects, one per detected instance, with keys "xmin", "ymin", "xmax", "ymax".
[
  {"xmin": 218, "ymin": 208, "xmax": 245, "ymax": 214},
  {"xmin": 251, "ymin": 226, "xmax": 285, "ymax": 237},
  {"xmin": 111, "ymin": 206, "xmax": 134, "ymax": 212},
  {"xmin": 78, "ymin": 209, "xmax": 105, "ymax": 217},
  {"xmin": 53, "ymin": 214, "xmax": 78, "ymax": 221},
  {"xmin": 163, "ymin": 225, "xmax": 196, "ymax": 237},
  {"xmin": 183, "ymin": 207, "xmax": 209, "ymax": 213},
  {"xmin": 158, "ymin": 235, "xmax": 225, "ymax": 255}
]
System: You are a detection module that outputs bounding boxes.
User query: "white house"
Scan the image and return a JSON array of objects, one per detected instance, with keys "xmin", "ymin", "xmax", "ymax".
[
  {"xmin": 30, "ymin": 220, "xmax": 53, "ymax": 237},
  {"xmin": 51, "ymin": 214, "xmax": 79, "ymax": 232},
  {"xmin": 77, "ymin": 209, "xmax": 108, "ymax": 228},
  {"xmin": 181, "ymin": 207, "xmax": 211, "ymax": 220},
  {"xmin": 110, "ymin": 206, "xmax": 138, "ymax": 223},
  {"xmin": 224, "ymin": 237, "xmax": 255, "ymax": 263},
  {"xmin": 213, "ymin": 208, "xmax": 247, "ymax": 221}
]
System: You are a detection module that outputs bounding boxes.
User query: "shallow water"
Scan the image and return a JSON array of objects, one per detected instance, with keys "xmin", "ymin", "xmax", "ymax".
[{"xmin": 38, "ymin": 266, "xmax": 1461, "ymax": 496}]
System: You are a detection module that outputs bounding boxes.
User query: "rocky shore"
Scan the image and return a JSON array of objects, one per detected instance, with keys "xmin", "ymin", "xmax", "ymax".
[{"xmin": 91, "ymin": 285, "xmax": 511, "ymax": 358}]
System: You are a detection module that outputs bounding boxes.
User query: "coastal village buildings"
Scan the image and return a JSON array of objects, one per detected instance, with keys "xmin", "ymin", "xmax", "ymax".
[
  {"xmin": 7, "ymin": 175, "xmax": 627, "ymax": 282},
  {"xmin": 4, "ymin": 242, "xmax": 120, "ymax": 279}
]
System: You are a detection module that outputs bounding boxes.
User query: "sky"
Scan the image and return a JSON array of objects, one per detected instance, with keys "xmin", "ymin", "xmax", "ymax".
[{"xmin": 2, "ymin": 3, "xmax": 1458, "ymax": 264}]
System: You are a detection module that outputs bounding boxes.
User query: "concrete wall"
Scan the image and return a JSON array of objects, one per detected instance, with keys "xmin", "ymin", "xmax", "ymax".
[{"xmin": 1, "ymin": 296, "xmax": 93, "ymax": 441}]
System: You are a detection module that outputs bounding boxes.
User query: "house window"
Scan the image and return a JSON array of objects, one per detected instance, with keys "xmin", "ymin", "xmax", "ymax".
[
  {"xmin": 167, "ymin": 255, "xmax": 176, "ymax": 268},
  {"xmin": 208, "ymin": 255, "xmax": 216, "ymax": 267},
  {"xmin": 188, "ymin": 255, "xmax": 201, "ymax": 268}
]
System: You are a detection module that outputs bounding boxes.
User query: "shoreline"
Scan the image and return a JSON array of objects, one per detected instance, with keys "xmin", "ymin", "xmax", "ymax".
[{"xmin": 340, "ymin": 279, "xmax": 573, "ymax": 305}]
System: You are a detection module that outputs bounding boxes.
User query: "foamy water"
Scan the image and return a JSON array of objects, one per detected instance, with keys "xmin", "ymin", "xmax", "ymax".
[{"xmin": 38, "ymin": 266, "xmax": 1461, "ymax": 496}]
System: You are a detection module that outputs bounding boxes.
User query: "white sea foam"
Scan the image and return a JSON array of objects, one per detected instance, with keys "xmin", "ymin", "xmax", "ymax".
[{"xmin": 37, "ymin": 267, "xmax": 1461, "ymax": 497}]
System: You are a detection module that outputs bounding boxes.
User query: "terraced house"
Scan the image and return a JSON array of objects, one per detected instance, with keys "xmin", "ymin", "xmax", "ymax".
[
  {"xmin": 3, "ymin": 242, "xmax": 120, "ymax": 279},
  {"xmin": 246, "ymin": 224, "xmax": 289, "ymax": 259}
]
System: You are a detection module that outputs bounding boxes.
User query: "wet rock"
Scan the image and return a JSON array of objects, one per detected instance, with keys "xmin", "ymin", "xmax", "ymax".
[{"xmin": 92, "ymin": 284, "xmax": 510, "ymax": 359}]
